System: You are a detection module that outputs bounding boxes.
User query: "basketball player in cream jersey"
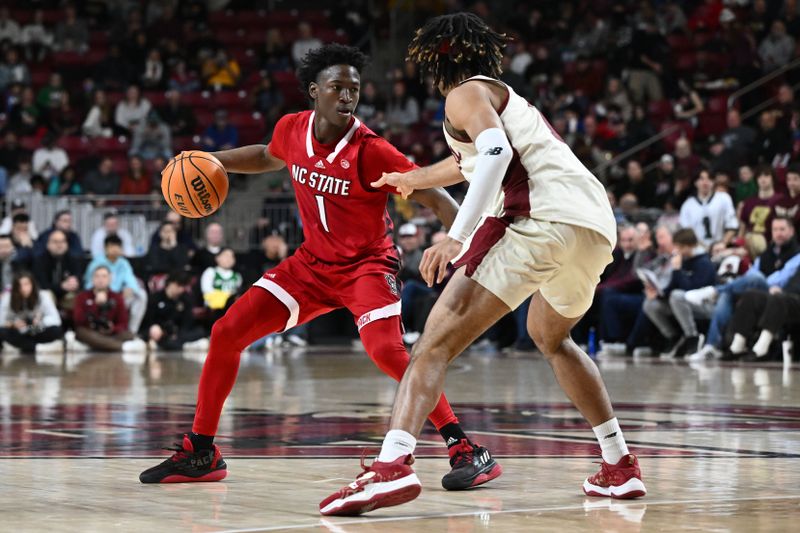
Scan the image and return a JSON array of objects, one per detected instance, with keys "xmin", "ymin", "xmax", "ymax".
[{"xmin": 321, "ymin": 12, "xmax": 646, "ymax": 516}]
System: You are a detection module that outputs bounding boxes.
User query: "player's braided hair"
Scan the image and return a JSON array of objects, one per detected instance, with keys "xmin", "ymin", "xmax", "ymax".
[
  {"xmin": 297, "ymin": 43, "xmax": 368, "ymax": 91},
  {"xmin": 407, "ymin": 12, "xmax": 507, "ymax": 90}
]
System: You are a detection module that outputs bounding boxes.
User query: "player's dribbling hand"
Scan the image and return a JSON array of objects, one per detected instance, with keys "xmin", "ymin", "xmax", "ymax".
[
  {"xmin": 371, "ymin": 172, "xmax": 415, "ymax": 199},
  {"xmin": 420, "ymin": 237, "xmax": 462, "ymax": 287}
]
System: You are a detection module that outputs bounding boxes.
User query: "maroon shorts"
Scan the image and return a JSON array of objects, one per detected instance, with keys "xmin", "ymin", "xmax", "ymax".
[{"xmin": 252, "ymin": 246, "xmax": 402, "ymax": 332}]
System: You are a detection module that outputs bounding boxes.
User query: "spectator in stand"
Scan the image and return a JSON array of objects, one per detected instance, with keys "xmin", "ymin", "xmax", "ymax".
[
  {"xmin": 31, "ymin": 229, "xmax": 82, "ymax": 320},
  {"xmin": 357, "ymin": 80, "xmax": 387, "ymax": 132},
  {"xmin": 386, "ymin": 80, "xmax": 420, "ymax": 132},
  {"xmin": 618, "ymin": 160, "xmax": 657, "ymax": 208},
  {"xmin": 395, "ymin": 223, "xmax": 429, "ymax": 340},
  {"xmin": 141, "ymin": 48, "xmax": 165, "ymax": 90},
  {"xmin": 84, "ymin": 235, "xmax": 147, "ymax": 333},
  {"xmin": 144, "ymin": 222, "xmax": 190, "ymax": 280},
  {"xmin": 6, "ymin": 159, "xmax": 33, "ymax": 197},
  {"xmin": 774, "ymin": 166, "xmax": 800, "ymax": 228},
  {"xmin": 9, "ymin": 213, "xmax": 34, "ymax": 265},
  {"xmin": 115, "ymin": 84, "xmax": 152, "ymax": 136},
  {"xmin": 686, "ymin": 216, "xmax": 800, "ymax": 360},
  {"xmin": 95, "ymin": 44, "xmax": 133, "ymax": 91},
  {"xmin": 36, "ymin": 72, "xmax": 65, "ymax": 112},
  {"xmin": 755, "ymin": 109, "xmax": 792, "ymax": 166},
  {"xmin": 739, "ymin": 167, "xmax": 782, "ymax": 240},
  {"xmin": 0, "ymin": 7, "xmax": 21, "ymax": 45},
  {"xmin": 83, "ymin": 157, "xmax": 121, "ymax": 196},
  {"xmin": 32, "ymin": 132, "xmax": 69, "ymax": 180},
  {"xmin": 735, "ymin": 164, "xmax": 757, "ymax": 204},
  {"xmin": 20, "ymin": 10, "xmax": 53, "ymax": 62},
  {"xmin": 54, "ymin": 4, "xmax": 89, "ymax": 54},
  {"xmin": 49, "ymin": 91, "xmax": 80, "ymax": 137},
  {"xmin": 0, "ymin": 234, "xmax": 21, "ymax": 292},
  {"xmin": 758, "ymin": 20, "xmax": 796, "ymax": 73},
  {"xmin": 0, "ymin": 272, "xmax": 62, "ymax": 354},
  {"xmin": 119, "ymin": 155, "xmax": 153, "ymax": 195},
  {"xmin": 191, "ymin": 222, "xmax": 225, "ymax": 275},
  {"xmin": 241, "ymin": 233, "xmax": 287, "ymax": 286},
  {"xmin": 643, "ymin": 228, "xmax": 717, "ymax": 358},
  {"xmin": 201, "ymin": 110, "xmax": 238, "ymax": 152},
  {"xmin": 143, "ymin": 272, "xmax": 207, "ymax": 351},
  {"xmin": 9, "ymin": 85, "xmax": 41, "ymax": 135},
  {"xmin": 200, "ymin": 247, "xmax": 241, "ymax": 320},
  {"xmin": 159, "ymin": 89, "xmax": 196, "ymax": 137},
  {"xmin": 252, "ymin": 73, "xmax": 284, "ymax": 130},
  {"xmin": 728, "ymin": 267, "xmax": 800, "ymax": 361},
  {"xmin": 711, "ymin": 109, "xmax": 756, "ymax": 174},
  {"xmin": 148, "ymin": 210, "xmax": 195, "ymax": 251},
  {"xmin": 82, "ymin": 89, "xmax": 115, "ymax": 138},
  {"xmin": 627, "ymin": 19, "xmax": 667, "ymax": 103},
  {"xmin": 129, "ymin": 111, "xmax": 172, "ymax": 162},
  {"xmin": 167, "ymin": 59, "xmax": 200, "ymax": 93},
  {"xmin": 679, "ymin": 169, "xmax": 739, "ymax": 248},
  {"xmin": 72, "ymin": 265, "xmax": 145, "ymax": 352},
  {"xmin": 0, "ymin": 48, "xmax": 30, "ymax": 90},
  {"xmin": 650, "ymin": 154, "xmax": 677, "ymax": 209},
  {"xmin": 202, "ymin": 49, "xmax": 240, "ymax": 90},
  {"xmin": 291, "ymin": 22, "xmax": 322, "ymax": 65},
  {"xmin": 259, "ymin": 28, "xmax": 292, "ymax": 72},
  {"xmin": 33, "ymin": 210, "xmax": 83, "ymax": 258},
  {"xmin": 0, "ymin": 199, "xmax": 38, "ymax": 238},
  {"xmin": 47, "ymin": 165, "xmax": 83, "ymax": 196},
  {"xmin": 90, "ymin": 212, "xmax": 136, "ymax": 258},
  {"xmin": 674, "ymin": 137, "xmax": 702, "ymax": 179}
]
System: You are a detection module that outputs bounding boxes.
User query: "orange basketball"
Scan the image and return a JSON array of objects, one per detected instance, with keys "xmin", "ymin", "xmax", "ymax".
[{"xmin": 161, "ymin": 151, "xmax": 229, "ymax": 218}]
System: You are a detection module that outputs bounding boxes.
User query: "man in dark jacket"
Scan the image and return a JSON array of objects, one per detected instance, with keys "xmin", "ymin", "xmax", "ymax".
[
  {"xmin": 33, "ymin": 210, "xmax": 84, "ymax": 258},
  {"xmin": 643, "ymin": 228, "xmax": 717, "ymax": 357},
  {"xmin": 32, "ymin": 229, "xmax": 83, "ymax": 320},
  {"xmin": 143, "ymin": 272, "xmax": 206, "ymax": 351}
]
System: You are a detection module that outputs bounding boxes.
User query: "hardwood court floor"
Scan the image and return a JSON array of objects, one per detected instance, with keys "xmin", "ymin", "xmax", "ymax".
[{"xmin": 1, "ymin": 347, "xmax": 799, "ymax": 532}]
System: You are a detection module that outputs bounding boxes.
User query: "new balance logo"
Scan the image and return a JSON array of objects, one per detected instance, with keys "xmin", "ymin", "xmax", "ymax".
[
  {"xmin": 315, "ymin": 160, "xmax": 326, "ymax": 169},
  {"xmin": 484, "ymin": 147, "xmax": 503, "ymax": 156}
]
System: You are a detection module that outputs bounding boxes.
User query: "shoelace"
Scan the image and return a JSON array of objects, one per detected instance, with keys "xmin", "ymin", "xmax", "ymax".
[
  {"xmin": 451, "ymin": 446, "xmax": 474, "ymax": 468},
  {"xmin": 164, "ymin": 443, "xmax": 189, "ymax": 462}
]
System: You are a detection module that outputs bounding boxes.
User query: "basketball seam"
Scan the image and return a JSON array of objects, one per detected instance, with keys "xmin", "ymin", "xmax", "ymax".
[
  {"xmin": 187, "ymin": 153, "xmax": 223, "ymax": 207},
  {"xmin": 164, "ymin": 157, "xmax": 179, "ymax": 213},
  {"xmin": 179, "ymin": 156, "xmax": 202, "ymax": 217},
  {"xmin": 187, "ymin": 154, "xmax": 228, "ymax": 175}
]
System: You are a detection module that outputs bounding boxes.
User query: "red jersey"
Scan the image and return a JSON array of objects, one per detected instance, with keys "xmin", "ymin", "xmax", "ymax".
[
  {"xmin": 773, "ymin": 192, "xmax": 800, "ymax": 228},
  {"xmin": 268, "ymin": 111, "xmax": 414, "ymax": 264}
]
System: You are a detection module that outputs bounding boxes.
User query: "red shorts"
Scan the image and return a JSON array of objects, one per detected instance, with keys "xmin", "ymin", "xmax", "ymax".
[{"xmin": 253, "ymin": 246, "xmax": 402, "ymax": 332}]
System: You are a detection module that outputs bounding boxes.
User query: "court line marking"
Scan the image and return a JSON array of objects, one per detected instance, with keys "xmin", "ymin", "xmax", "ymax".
[{"xmin": 211, "ymin": 494, "xmax": 800, "ymax": 532}]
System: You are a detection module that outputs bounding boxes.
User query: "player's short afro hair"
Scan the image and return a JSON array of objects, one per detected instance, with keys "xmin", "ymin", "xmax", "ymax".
[{"xmin": 297, "ymin": 43, "xmax": 369, "ymax": 90}]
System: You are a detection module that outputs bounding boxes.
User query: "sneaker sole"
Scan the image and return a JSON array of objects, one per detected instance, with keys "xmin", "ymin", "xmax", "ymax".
[
  {"xmin": 320, "ymin": 473, "xmax": 421, "ymax": 516},
  {"xmin": 156, "ymin": 469, "xmax": 228, "ymax": 483},
  {"xmin": 583, "ymin": 477, "xmax": 647, "ymax": 499},
  {"xmin": 442, "ymin": 461, "xmax": 504, "ymax": 491}
]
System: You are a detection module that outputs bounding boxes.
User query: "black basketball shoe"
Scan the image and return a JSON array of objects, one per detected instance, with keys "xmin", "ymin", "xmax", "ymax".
[
  {"xmin": 441, "ymin": 439, "xmax": 503, "ymax": 490},
  {"xmin": 139, "ymin": 434, "xmax": 227, "ymax": 483}
]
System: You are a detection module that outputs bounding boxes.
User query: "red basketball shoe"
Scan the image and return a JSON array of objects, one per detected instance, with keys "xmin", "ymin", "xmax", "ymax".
[
  {"xmin": 319, "ymin": 454, "xmax": 421, "ymax": 516},
  {"xmin": 583, "ymin": 454, "xmax": 646, "ymax": 499}
]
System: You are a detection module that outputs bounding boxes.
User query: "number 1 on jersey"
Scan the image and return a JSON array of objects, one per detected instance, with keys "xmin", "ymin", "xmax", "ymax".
[{"xmin": 315, "ymin": 195, "xmax": 330, "ymax": 232}]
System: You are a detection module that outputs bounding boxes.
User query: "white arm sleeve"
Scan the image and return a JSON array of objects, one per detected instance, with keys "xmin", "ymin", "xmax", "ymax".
[{"xmin": 447, "ymin": 128, "xmax": 513, "ymax": 242}]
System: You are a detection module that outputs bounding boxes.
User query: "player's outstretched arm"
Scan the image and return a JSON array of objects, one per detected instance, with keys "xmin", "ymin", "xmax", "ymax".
[
  {"xmin": 371, "ymin": 157, "xmax": 465, "ymax": 199},
  {"xmin": 408, "ymin": 187, "xmax": 459, "ymax": 230},
  {"xmin": 209, "ymin": 144, "xmax": 286, "ymax": 174}
]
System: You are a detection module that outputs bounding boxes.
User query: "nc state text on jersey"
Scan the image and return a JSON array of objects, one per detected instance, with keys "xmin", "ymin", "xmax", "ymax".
[{"xmin": 291, "ymin": 164, "xmax": 351, "ymax": 196}]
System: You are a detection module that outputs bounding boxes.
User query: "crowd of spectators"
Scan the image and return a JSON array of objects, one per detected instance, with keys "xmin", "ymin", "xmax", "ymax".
[{"xmin": 0, "ymin": 1, "xmax": 799, "ymax": 362}]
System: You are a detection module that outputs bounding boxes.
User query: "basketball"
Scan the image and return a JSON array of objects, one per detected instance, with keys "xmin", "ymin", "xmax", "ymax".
[{"xmin": 161, "ymin": 151, "xmax": 229, "ymax": 218}]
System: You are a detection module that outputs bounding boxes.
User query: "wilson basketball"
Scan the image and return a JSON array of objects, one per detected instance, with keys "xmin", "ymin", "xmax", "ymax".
[{"xmin": 161, "ymin": 151, "xmax": 229, "ymax": 218}]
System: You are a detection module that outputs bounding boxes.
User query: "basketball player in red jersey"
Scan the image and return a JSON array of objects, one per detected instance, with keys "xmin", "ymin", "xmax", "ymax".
[
  {"xmin": 140, "ymin": 44, "xmax": 502, "ymax": 490},
  {"xmin": 322, "ymin": 14, "xmax": 645, "ymax": 516}
]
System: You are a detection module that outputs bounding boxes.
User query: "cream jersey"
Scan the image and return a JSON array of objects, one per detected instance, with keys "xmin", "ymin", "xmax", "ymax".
[{"xmin": 443, "ymin": 75, "xmax": 617, "ymax": 248}]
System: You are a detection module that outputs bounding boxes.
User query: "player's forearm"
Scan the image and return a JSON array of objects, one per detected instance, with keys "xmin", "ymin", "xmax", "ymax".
[
  {"xmin": 408, "ymin": 187, "xmax": 459, "ymax": 230},
  {"xmin": 408, "ymin": 157, "xmax": 465, "ymax": 190},
  {"xmin": 210, "ymin": 144, "xmax": 285, "ymax": 174}
]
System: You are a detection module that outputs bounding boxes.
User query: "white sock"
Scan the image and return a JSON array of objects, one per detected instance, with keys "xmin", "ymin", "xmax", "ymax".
[
  {"xmin": 753, "ymin": 330, "xmax": 774, "ymax": 357},
  {"xmin": 730, "ymin": 333, "xmax": 747, "ymax": 354},
  {"xmin": 592, "ymin": 417, "xmax": 629, "ymax": 464},
  {"xmin": 377, "ymin": 429, "xmax": 417, "ymax": 463}
]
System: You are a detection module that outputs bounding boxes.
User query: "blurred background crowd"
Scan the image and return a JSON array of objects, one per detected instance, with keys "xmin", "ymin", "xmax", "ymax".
[{"xmin": 0, "ymin": 0, "xmax": 798, "ymax": 363}]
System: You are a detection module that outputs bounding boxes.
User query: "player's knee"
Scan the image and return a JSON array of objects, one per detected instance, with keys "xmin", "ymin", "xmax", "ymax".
[
  {"xmin": 528, "ymin": 325, "xmax": 565, "ymax": 358},
  {"xmin": 409, "ymin": 337, "xmax": 452, "ymax": 367},
  {"xmin": 210, "ymin": 316, "xmax": 245, "ymax": 351},
  {"xmin": 365, "ymin": 339, "xmax": 408, "ymax": 381}
]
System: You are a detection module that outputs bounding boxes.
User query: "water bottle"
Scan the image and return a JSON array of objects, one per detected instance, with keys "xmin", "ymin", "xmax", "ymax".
[{"xmin": 588, "ymin": 327, "xmax": 597, "ymax": 358}]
